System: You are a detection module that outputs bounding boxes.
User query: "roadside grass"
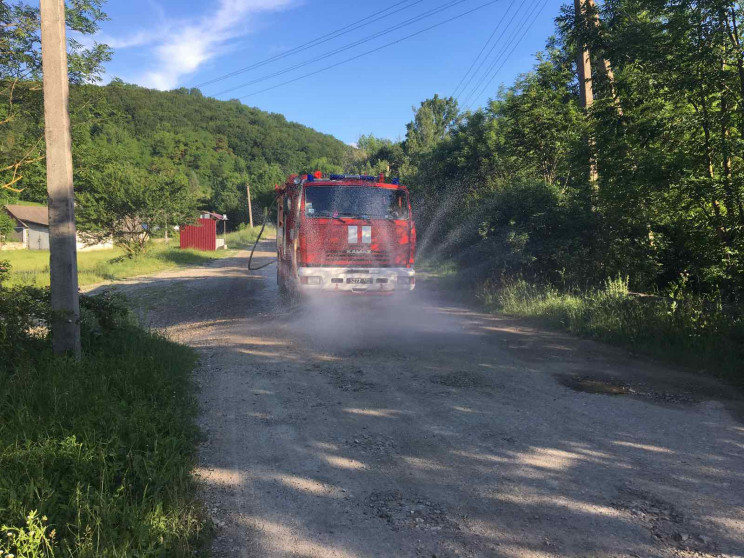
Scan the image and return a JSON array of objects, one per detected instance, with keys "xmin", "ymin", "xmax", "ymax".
[
  {"xmin": 2, "ymin": 242, "xmax": 232, "ymax": 288},
  {"xmin": 224, "ymin": 224, "xmax": 275, "ymax": 249},
  {"xmin": 0, "ymin": 290, "xmax": 208, "ymax": 556},
  {"xmin": 483, "ymin": 277, "xmax": 744, "ymax": 383}
]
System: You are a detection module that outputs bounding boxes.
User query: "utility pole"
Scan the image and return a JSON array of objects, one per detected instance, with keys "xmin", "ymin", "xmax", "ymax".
[
  {"xmin": 40, "ymin": 0, "xmax": 81, "ymax": 356},
  {"xmin": 586, "ymin": 0, "xmax": 622, "ymax": 116},
  {"xmin": 575, "ymin": 0, "xmax": 594, "ymax": 110},
  {"xmin": 574, "ymin": 0, "xmax": 598, "ymax": 184},
  {"xmin": 246, "ymin": 181, "xmax": 254, "ymax": 228}
]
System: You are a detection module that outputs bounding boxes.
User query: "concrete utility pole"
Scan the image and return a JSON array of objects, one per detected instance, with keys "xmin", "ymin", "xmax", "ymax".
[
  {"xmin": 246, "ymin": 181, "xmax": 254, "ymax": 228},
  {"xmin": 40, "ymin": 0, "xmax": 81, "ymax": 356}
]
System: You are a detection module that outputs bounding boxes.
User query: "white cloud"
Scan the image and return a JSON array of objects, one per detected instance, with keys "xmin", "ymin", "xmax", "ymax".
[{"xmin": 108, "ymin": 0, "xmax": 294, "ymax": 90}]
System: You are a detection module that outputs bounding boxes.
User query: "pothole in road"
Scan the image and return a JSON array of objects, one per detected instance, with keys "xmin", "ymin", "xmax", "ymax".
[
  {"xmin": 430, "ymin": 371, "xmax": 490, "ymax": 389},
  {"xmin": 557, "ymin": 374, "xmax": 700, "ymax": 405},
  {"xmin": 612, "ymin": 486, "xmax": 717, "ymax": 555},
  {"xmin": 342, "ymin": 433, "xmax": 397, "ymax": 457},
  {"xmin": 309, "ymin": 364, "xmax": 378, "ymax": 392},
  {"xmin": 328, "ymin": 369, "xmax": 377, "ymax": 392},
  {"xmin": 364, "ymin": 490, "xmax": 459, "ymax": 533},
  {"xmin": 558, "ymin": 375, "xmax": 633, "ymax": 396}
]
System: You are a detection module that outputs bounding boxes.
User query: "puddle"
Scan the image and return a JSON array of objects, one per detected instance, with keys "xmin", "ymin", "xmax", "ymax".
[
  {"xmin": 557, "ymin": 374, "xmax": 703, "ymax": 407},
  {"xmin": 558, "ymin": 375, "xmax": 633, "ymax": 396}
]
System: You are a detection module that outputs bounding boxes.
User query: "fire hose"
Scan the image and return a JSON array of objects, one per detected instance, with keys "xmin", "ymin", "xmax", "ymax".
[{"xmin": 247, "ymin": 195, "xmax": 278, "ymax": 271}]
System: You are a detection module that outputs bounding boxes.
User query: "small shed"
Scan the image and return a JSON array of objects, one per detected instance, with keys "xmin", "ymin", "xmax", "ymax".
[{"xmin": 180, "ymin": 212, "xmax": 228, "ymax": 251}]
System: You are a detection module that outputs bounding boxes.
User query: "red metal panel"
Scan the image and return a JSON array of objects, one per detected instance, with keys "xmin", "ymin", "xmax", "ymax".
[{"xmin": 180, "ymin": 218, "xmax": 217, "ymax": 251}]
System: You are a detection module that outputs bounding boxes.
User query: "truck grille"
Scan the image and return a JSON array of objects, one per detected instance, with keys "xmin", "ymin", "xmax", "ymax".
[{"xmin": 316, "ymin": 250, "xmax": 394, "ymax": 267}]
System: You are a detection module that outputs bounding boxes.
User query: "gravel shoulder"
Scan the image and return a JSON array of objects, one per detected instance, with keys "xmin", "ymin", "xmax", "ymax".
[{"xmin": 91, "ymin": 243, "xmax": 744, "ymax": 558}]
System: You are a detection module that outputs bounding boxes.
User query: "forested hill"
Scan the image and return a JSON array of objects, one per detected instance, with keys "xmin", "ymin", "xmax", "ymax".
[{"xmin": 11, "ymin": 82, "xmax": 351, "ymax": 223}]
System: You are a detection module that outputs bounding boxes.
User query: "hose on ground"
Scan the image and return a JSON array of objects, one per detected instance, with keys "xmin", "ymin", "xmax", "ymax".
[{"xmin": 247, "ymin": 196, "xmax": 278, "ymax": 271}]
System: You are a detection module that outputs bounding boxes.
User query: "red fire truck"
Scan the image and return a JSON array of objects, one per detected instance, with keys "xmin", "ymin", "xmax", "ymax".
[{"xmin": 276, "ymin": 172, "xmax": 416, "ymax": 294}]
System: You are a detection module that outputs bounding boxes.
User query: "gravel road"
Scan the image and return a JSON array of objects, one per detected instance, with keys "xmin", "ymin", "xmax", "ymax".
[{"xmin": 95, "ymin": 244, "xmax": 744, "ymax": 558}]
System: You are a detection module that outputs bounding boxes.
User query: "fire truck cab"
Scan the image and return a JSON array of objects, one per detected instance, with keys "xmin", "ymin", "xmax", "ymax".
[{"xmin": 276, "ymin": 172, "xmax": 416, "ymax": 294}]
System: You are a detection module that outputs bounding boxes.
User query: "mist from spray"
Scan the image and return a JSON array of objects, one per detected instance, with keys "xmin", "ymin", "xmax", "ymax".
[{"xmin": 287, "ymin": 182, "xmax": 489, "ymax": 354}]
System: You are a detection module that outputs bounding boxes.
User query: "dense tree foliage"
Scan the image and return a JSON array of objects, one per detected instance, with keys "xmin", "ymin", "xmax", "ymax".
[
  {"xmin": 0, "ymin": 0, "xmax": 110, "ymax": 198},
  {"xmin": 3, "ymin": 81, "xmax": 351, "ymax": 228},
  {"xmin": 358, "ymin": 0, "xmax": 744, "ymax": 302}
]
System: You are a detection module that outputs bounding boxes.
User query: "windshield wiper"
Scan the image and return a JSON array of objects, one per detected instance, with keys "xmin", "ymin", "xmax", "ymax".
[
  {"xmin": 337, "ymin": 212, "xmax": 374, "ymax": 221},
  {"xmin": 313, "ymin": 211, "xmax": 352, "ymax": 222}
]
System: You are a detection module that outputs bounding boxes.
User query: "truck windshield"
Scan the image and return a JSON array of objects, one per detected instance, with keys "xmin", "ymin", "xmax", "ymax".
[{"xmin": 304, "ymin": 186, "xmax": 409, "ymax": 219}]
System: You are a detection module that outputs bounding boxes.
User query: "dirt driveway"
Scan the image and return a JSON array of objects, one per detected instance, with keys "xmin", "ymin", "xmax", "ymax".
[{"xmin": 94, "ymin": 243, "xmax": 744, "ymax": 558}]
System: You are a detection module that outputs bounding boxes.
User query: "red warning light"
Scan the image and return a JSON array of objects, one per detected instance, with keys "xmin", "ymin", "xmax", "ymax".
[{"xmin": 313, "ymin": 170, "xmax": 322, "ymax": 179}]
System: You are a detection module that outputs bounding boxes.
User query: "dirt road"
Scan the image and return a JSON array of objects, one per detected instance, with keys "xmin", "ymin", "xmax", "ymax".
[{"xmin": 98, "ymin": 244, "xmax": 744, "ymax": 557}]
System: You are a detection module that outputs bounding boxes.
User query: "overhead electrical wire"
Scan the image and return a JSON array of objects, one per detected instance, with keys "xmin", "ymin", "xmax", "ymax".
[
  {"xmin": 461, "ymin": 0, "xmax": 548, "ymax": 109},
  {"xmin": 465, "ymin": 0, "xmax": 550, "ymax": 109},
  {"xmin": 459, "ymin": 1, "xmax": 539, "ymax": 106},
  {"xmin": 194, "ymin": 0, "xmax": 426, "ymax": 89},
  {"xmin": 450, "ymin": 0, "xmax": 518, "ymax": 100},
  {"xmin": 211, "ymin": 0, "xmax": 479, "ymax": 98},
  {"xmin": 453, "ymin": 0, "xmax": 528, "ymax": 102},
  {"xmin": 233, "ymin": 0, "xmax": 502, "ymax": 101}
]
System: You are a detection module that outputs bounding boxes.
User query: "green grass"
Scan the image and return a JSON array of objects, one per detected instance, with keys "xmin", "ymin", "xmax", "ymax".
[
  {"xmin": 483, "ymin": 277, "xmax": 744, "ymax": 382},
  {"xmin": 2, "ymin": 242, "xmax": 232, "ymax": 288},
  {"xmin": 0, "ymin": 294, "xmax": 208, "ymax": 556},
  {"xmin": 224, "ymin": 224, "xmax": 275, "ymax": 249}
]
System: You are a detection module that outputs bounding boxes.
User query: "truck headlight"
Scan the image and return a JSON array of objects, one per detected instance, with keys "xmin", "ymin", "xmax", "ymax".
[{"xmin": 300, "ymin": 276, "xmax": 321, "ymax": 285}]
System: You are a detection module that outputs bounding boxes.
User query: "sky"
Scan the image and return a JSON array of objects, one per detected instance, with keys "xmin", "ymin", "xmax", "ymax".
[{"xmin": 95, "ymin": 0, "xmax": 568, "ymax": 144}]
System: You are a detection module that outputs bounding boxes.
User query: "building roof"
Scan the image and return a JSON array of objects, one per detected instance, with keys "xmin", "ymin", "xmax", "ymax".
[
  {"xmin": 199, "ymin": 211, "xmax": 228, "ymax": 221},
  {"xmin": 4, "ymin": 204, "xmax": 49, "ymax": 227}
]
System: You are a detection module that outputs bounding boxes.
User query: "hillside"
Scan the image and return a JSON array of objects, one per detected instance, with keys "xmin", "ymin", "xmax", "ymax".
[{"xmin": 7, "ymin": 82, "xmax": 352, "ymax": 224}]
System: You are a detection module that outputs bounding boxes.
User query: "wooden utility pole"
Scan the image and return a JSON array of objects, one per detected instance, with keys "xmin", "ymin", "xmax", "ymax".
[
  {"xmin": 40, "ymin": 0, "xmax": 81, "ymax": 356},
  {"xmin": 574, "ymin": 0, "xmax": 598, "ymax": 184},
  {"xmin": 575, "ymin": 0, "xmax": 594, "ymax": 110},
  {"xmin": 586, "ymin": 0, "xmax": 622, "ymax": 116},
  {"xmin": 246, "ymin": 181, "xmax": 254, "ymax": 228}
]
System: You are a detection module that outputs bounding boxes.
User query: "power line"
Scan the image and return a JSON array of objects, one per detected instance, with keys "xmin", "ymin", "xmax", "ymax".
[
  {"xmin": 455, "ymin": 0, "xmax": 529, "ymax": 104},
  {"xmin": 232, "ymin": 0, "xmax": 502, "ymax": 101},
  {"xmin": 450, "ymin": 0, "xmax": 517, "ymax": 99},
  {"xmin": 211, "ymin": 0, "xmax": 477, "ymax": 98},
  {"xmin": 459, "ymin": 0, "xmax": 538, "ymax": 106},
  {"xmin": 194, "ymin": 0, "xmax": 424, "ymax": 89},
  {"xmin": 466, "ymin": 0, "xmax": 550, "ymax": 109},
  {"xmin": 461, "ymin": 0, "xmax": 546, "ymax": 108}
]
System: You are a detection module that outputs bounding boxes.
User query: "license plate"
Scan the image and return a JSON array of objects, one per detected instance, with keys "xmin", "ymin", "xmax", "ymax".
[{"xmin": 347, "ymin": 278, "xmax": 373, "ymax": 284}]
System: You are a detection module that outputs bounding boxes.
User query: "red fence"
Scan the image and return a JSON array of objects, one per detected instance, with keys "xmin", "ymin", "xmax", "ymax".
[{"xmin": 180, "ymin": 218, "xmax": 217, "ymax": 251}]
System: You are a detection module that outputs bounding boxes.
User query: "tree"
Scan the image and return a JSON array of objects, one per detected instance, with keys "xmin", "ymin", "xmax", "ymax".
[
  {"xmin": 404, "ymin": 95, "xmax": 463, "ymax": 156},
  {"xmin": 0, "ymin": 1, "xmax": 111, "ymax": 193},
  {"xmin": 76, "ymin": 163, "xmax": 196, "ymax": 256},
  {"xmin": 0, "ymin": 211, "xmax": 14, "ymax": 245}
]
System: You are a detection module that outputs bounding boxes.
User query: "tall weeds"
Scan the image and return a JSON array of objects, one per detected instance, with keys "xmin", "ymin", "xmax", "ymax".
[{"xmin": 484, "ymin": 277, "xmax": 744, "ymax": 382}]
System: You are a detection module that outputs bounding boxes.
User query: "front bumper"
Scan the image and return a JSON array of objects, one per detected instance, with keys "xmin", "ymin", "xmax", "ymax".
[{"xmin": 296, "ymin": 267, "xmax": 415, "ymax": 293}]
